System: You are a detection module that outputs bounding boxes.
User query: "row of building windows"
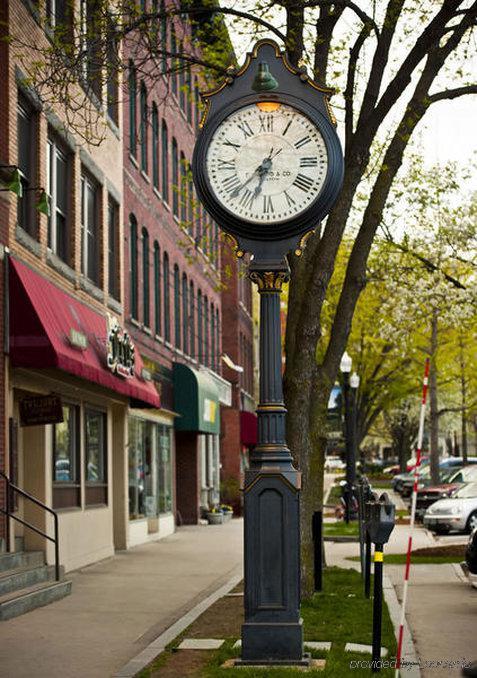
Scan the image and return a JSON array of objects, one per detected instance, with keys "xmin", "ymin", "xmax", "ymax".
[
  {"xmin": 17, "ymin": 93, "xmax": 120, "ymax": 300},
  {"xmin": 130, "ymin": 215, "xmax": 221, "ymax": 371},
  {"xmin": 128, "ymin": 65, "xmax": 219, "ymax": 265},
  {"xmin": 45, "ymin": 1, "xmax": 119, "ymax": 125}
]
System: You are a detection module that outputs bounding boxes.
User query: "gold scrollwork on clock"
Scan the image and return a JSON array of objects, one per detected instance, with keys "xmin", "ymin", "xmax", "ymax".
[{"xmin": 249, "ymin": 270, "xmax": 290, "ymax": 291}]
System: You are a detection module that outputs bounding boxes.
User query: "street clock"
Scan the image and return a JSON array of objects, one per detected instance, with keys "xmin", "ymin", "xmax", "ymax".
[{"xmin": 192, "ymin": 39, "xmax": 344, "ymax": 258}]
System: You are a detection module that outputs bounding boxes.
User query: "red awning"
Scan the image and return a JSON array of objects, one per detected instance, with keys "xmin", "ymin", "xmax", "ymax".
[
  {"xmin": 9, "ymin": 257, "xmax": 160, "ymax": 408},
  {"xmin": 240, "ymin": 410, "xmax": 257, "ymax": 446}
]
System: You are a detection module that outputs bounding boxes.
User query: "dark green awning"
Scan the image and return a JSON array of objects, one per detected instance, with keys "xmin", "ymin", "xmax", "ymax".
[{"xmin": 173, "ymin": 363, "xmax": 220, "ymax": 434}]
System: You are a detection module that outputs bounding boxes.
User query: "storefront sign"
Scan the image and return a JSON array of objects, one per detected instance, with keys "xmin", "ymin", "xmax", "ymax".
[
  {"xmin": 69, "ymin": 328, "xmax": 88, "ymax": 350},
  {"xmin": 203, "ymin": 398, "xmax": 217, "ymax": 424},
  {"xmin": 107, "ymin": 316, "xmax": 135, "ymax": 378},
  {"xmin": 19, "ymin": 394, "xmax": 63, "ymax": 427}
]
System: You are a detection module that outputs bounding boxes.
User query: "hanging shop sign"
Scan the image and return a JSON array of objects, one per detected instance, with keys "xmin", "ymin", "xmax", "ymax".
[
  {"xmin": 69, "ymin": 328, "xmax": 88, "ymax": 350},
  {"xmin": 107, "ymin": 315, "xmax": 135, "ymax": 378},
  {"xmin": 19, "ymin": 394, "xmax": 63, "ymax": 427}
]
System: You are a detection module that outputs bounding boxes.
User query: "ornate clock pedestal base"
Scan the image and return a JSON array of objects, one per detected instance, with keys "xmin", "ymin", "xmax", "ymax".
[{"xmin": 240, "ymin": 469, "xmax": 304, "ymax": 664}]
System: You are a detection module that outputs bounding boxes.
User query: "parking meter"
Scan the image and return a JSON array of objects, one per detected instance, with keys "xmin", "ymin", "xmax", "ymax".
[
  {"xmin": 365, "ymin": 493, "xmax": 396, "ymax": 673},
  {"xmin": 365, "ymin": 493, "xmax": 396, "ymax": 545}
]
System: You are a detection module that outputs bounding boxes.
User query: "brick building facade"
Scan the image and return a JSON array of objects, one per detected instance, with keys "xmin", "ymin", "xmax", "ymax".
[
  {"xmin": 123, "ymin": 7, "xmax": 235, "ymax": 530},
  {"xmin": 220, "ymin": 250, "xmax": 256, "ymax": 512},
  {"xmin": 0, "ymin": 1, "xmax": 253, "ymax": 568},
  {"xmin": 0, "ymin": 0, "xmax": 159, "ymax": 569}
]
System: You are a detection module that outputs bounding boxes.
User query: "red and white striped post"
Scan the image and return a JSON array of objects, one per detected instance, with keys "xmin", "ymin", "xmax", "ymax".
[{"xmin": 395, "ymin": 358, "xmax": 430, "ymax": 675}]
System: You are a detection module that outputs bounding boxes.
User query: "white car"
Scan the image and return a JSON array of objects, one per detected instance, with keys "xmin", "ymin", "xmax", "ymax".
[
  {"xmin": 423, "ymin": 482, "xmax": 477, "ymax": 534},
  {"xmin": 325, "ymin": 456, "xmax": 346, "ymax": 472}
]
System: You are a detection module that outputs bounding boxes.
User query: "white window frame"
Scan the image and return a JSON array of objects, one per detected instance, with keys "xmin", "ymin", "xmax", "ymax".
[
  {"xmin": 46, "ymin": 136, "xmax": 68, "ymax": 259},
  {"xmin": 81, "ymin": 171, "xmax": 99, "ymax": 283}
]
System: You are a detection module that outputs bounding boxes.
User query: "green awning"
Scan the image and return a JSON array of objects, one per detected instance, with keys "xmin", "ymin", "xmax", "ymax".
[{"xmin": 173, "ymin": 363, "xmax": 220, "ymax": 434}]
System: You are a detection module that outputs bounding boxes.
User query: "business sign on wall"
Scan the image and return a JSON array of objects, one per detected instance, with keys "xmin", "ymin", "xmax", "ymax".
[
  {"xmin": 19, "ymin": 394, "xmax": 63, "ymax": 427},
  {"xmin": 107, "ymin": 315, "xmax": 135, "ymax": 378},
  {"xmin": 203, "ymin": 398, "xmax": 217, "ymax": 424}
]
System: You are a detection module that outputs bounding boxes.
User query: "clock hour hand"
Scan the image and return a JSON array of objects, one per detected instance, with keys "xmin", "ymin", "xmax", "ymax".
[{"xmin": 254, "ymin": 170, "xmax": 267, "ymax": 198}]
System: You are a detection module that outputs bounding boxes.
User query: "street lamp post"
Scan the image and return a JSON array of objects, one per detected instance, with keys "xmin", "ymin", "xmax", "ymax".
[
  {"xmin": 350, "ymin": 370, "xmax": 360, "ymax": 484},
  {"xmin": 340, "ymin": 352, "xmax": 352, "ymax": 523}
]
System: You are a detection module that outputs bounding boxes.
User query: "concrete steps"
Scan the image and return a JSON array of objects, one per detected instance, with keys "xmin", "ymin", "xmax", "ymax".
[{"xmin": 0, "ymin": 551, "xmax": 71, "ymax": 620}]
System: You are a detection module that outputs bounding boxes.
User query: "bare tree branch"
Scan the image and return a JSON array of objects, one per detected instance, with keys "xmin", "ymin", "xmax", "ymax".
[
  {"xmin": 428, "ymin": 84, "xmax": 477, "ymax": 102},
  {"xmin": 302, "ymin": 0, "xmax": 380, "ymax": 37}
]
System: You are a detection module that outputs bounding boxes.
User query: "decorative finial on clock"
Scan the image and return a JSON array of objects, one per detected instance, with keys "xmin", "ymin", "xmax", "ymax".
[{"xmin": 252, "ymin": 62, "xmax": 279, "ymax": 92}]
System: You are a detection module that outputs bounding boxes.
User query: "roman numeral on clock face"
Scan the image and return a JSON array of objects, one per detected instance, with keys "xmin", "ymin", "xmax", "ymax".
[
  {"xmin": 258, "ymin": 115, "xmax": 274, "ymax": 133},
  {"xmin": 238, "ymin": 189, "xmax": 255, "ymax": 209},
  {"xmin": 237, "ymin": 121, "xmax": 254, "ymax": 138},
  {"xmin": 223, "ymin": 174, "xmax": 241, "ymax": 193},
  {"xmin": 217, "ymin": 158, "xmax": 235, "ymax": 171},
  {"xmin": 294, "ymin": 136, "xmax": 311, "ymax": 149},
  {"xmin": 300, "ymin": 157, "xmax": 318, "ymax": 167},
  {"xmin": 284, "ymin": 191, "xmax": 296, "ymax": 207},
  {"xmin": 263, "ymin": 195, "xmax": 274, "ymax": 213},
  {"xmin": 282, "ymin": 120, "xmax": 292, "ymax": 136},
  {"xmin": 223, "ymin": 139, "xmax": 241, "ymax": 151},
  {"xmin": 293, "ymin": 173, "xmax": 314, "ymax": 192}
]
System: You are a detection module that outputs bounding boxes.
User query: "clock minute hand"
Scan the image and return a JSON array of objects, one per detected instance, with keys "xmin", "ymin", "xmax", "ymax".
[
  {"xmin": 230, "ymin": 158, "xmax": 270, "ymax": 198},
  {"xmin": 230, "ymin": 166, "xmax": 262, "ymax": 198}
]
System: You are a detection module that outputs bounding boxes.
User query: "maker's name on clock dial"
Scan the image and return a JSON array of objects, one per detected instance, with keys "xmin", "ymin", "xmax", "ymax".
[{"xmin": 206, "ymin": 103, "xmax": 328, "ymax": 224}]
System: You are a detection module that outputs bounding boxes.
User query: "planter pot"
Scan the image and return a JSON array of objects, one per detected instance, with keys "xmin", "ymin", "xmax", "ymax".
[
  {"xmin": 207, "ymin": 512, "xmax": 223, "ymax": 525},
  {"xmin": 222, "ymin": 511, "xmax": 233, "ymax": 522}
]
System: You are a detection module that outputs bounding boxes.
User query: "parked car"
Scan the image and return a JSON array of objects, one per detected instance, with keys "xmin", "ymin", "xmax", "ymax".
[
  {"xmin": 392, "ymin": 459, "xmax": 431, "ymax": 493},
  {"xmin": 400, "ymin": 458, "xmax": 477, "ymax": 498},
  {"xmin": 423, "ymin": 482, "xmax": 477, "ymax": 534},
  {"xmin": 465, "ymin": 528, "xmax": 477, "ymax": 575},
  {"xmin": 325, "ymin": 456, "xmax": 346, "ymax": 472},
  {"xmin": 416, "ymin": 465, "xmax": 477, "ymax": 519},
  {"xmin": 385, "ymin": 456, "xmax": 429, "ymax": 476}
]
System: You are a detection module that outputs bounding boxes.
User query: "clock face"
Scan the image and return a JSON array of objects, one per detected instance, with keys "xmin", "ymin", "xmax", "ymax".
[{"xmin": 205, "ymin": 103, "xmax": 328, "ymax": 224}]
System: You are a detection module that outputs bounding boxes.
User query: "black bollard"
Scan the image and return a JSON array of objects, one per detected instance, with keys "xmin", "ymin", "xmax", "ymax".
[
  {"xmin": 364, "ymin": 530, "xmax": 372, "ymax": 598},
  {"xmin": 357, "ymin": 481, "xmax": 365, "ymax": 578},
  {"xmin": 312, "ymin": 510, "xmax": 323, "ymax": 591},
  {"xmin": 372, "ymin": 543, "xmax": 384, "ymax": 672}
]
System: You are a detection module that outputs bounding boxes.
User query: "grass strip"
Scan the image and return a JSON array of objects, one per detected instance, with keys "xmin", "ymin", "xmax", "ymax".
[{"xmin": 139, "ymin": 567, "xmax": 397, "ymax": 677}]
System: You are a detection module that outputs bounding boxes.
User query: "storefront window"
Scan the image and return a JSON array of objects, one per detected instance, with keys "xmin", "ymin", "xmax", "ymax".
[
  {"xmin": 158, "ymin": 425, "xmax": 172, "ymax": 514},
  {"xmin": 53, "ymin": 404, "xmax": 80, "ymax": 509},
  {"xmin": 129, "ymin": 418, "xmax": 173, "ymax": 519},
  {"xmin": 199, "ymin": 433, "xmax": 220, "ymax": 508},
  {"xmin": 129, "ymin": 418, "xmax": 146, "ymax": 519},
  {"xmin": 85, "ymin": 408, "xmax": 107, "ymax": 506}
]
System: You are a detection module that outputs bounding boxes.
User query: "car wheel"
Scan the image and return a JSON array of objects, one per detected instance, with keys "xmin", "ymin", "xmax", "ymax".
[{"xmin": 466, "ymin": 511, "xmax": 477, "ymax": 534}]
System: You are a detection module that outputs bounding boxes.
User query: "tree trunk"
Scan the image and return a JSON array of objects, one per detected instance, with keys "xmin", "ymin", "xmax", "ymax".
[
  {"xmin": 429, "ymin": 310, "xmax": 439, "ymax": 485},
  {"xmin": 473, "ymin": 415, "xmax": 477, "ymax": 455},
  {"xmin": 398, "ymin": 423, "xmax": 407, "ymax": 473},
  {"xmin": 459, "ymin": 338, "xmax": 468, "ymax": 464}
]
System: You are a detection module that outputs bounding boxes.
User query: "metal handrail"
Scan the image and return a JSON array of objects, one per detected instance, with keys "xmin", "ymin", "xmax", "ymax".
[{"xmin": 0, "ymin": 470, "xmax": 60, "ymax": 581}]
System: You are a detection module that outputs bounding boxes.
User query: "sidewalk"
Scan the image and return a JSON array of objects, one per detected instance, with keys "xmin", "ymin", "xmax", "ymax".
[{"xmin": 0, "ymin": 519, "xmax": 243, "ymax": 678}]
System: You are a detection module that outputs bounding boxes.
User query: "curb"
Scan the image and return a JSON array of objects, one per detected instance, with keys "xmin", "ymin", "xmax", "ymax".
[
  {"xmin": 113, "ymin": 572, "xmax": 243, "ymax": 677},
  {"xmin": 382, "ymin": 574, "xmax": 421, "ymax": 678}
]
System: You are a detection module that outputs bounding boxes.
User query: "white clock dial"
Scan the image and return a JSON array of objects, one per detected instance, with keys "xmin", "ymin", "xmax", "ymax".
[{"xmin": 205, "ymin": 103, "xmax": 328, "ymax": 224}]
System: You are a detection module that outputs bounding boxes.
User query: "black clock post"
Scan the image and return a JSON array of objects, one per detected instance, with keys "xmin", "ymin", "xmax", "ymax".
[{"xmin": 192, "ymin": 40, "xmax": 344, "ymax": 666}]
